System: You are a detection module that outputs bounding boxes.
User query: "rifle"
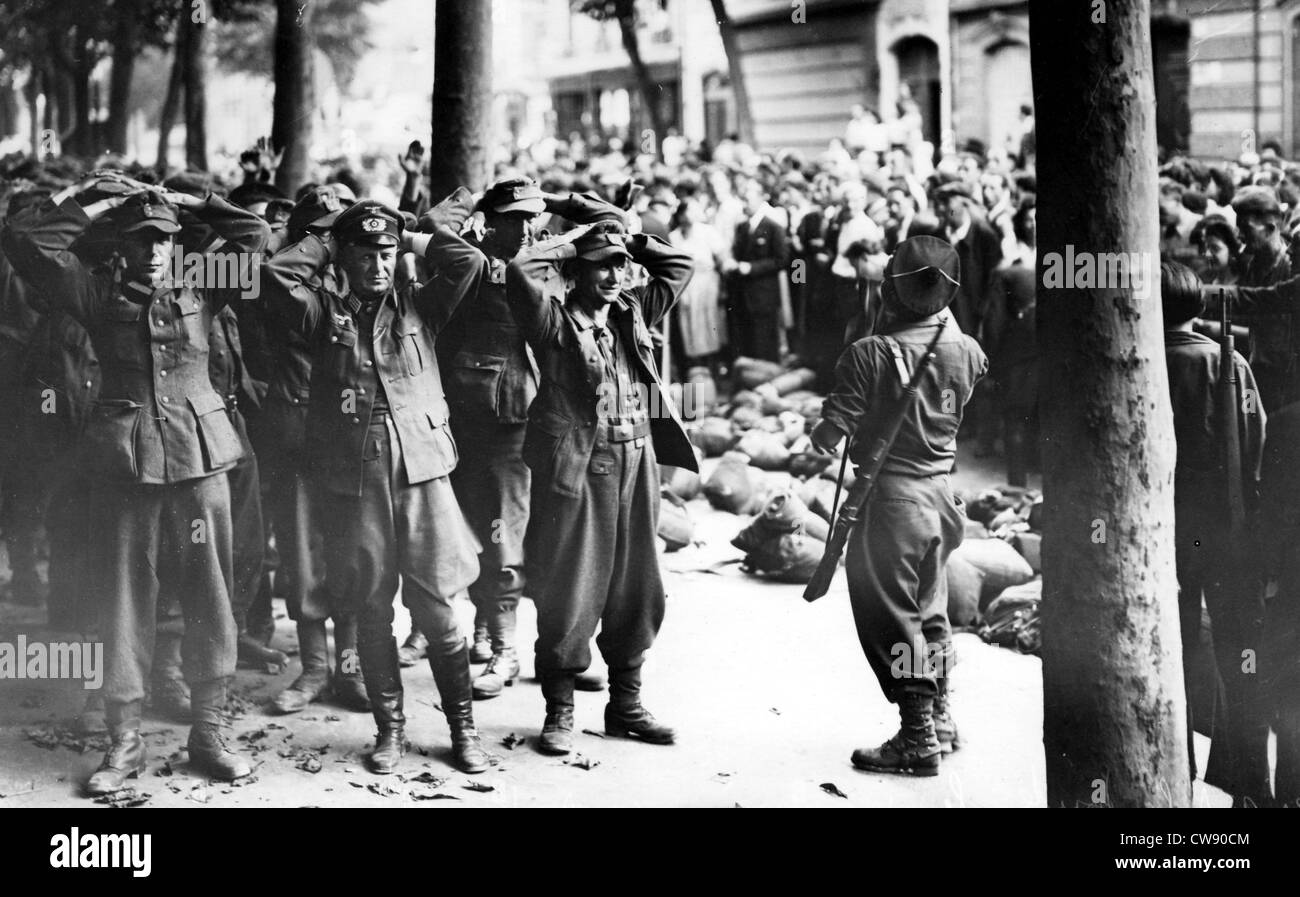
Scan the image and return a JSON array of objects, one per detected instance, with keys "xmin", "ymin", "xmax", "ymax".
[
  {"xmin": 804, "ymin": 320, "xmax": 947, "ymax": 602},
  {"xmin": 1220, "ymin": 289, "xmax": 1246, "ymax": 539}
]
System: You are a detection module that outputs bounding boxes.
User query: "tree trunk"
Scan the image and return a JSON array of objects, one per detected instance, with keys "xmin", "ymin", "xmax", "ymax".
[
  {"xmin": 106, "ymin": 0, "xmax": 140, "ymax": 155},
  {"xmin": 72, "ymin": 52, "xmax": 94, "ymax": 157},
  {"xmin": 1030, "ymin": 0, "xmax": 1188, "ymax": 808},
  {"xmin": 182, "ymin": 11, "xmax": 209, "ymax": 171},
  {"xmin": 272, "ymin": 0, "xmax": 315, "ymax": 195},
  {"xmin": 156, "ymin": 30, "xmax": 186, "ymax": 175},
  {"xmin": 708, "ymin": 0, "xmax": 754, "ymax": 146},
  {"xmin": 24, "ymin": 68, "xmax": 41, "ymax": 155},
  {"xmin": 430, "ymin": 0, "xmax": 493, "ymax": 200},
  {"xmin": 617, "ymin": 10, "xmax": 664, "ymax": 156}
]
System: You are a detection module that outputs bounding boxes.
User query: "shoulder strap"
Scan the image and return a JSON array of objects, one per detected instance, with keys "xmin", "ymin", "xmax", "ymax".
[{"xmin": 883, "ymin": 335, "xmax": 911, "ymax": 386}]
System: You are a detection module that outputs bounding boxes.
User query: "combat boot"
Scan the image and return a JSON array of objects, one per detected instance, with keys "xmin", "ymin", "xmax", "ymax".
[
  {"xmin": 397, "ymin": 625, "xmax": 427, "ymax": 667},
  {"xmin": 361, "ymin": 631, "xmax": 406, "ymax": 775},
  {"xmin": 851, "ymin": 692, "xmax": 942, "ymax": 777},
  {"xmin": 538, "ymin": 673, "xmax": 575, "ymax": 755},
  {"xmin": 933, "ymin": 678, "xmax": 960, "ymax": 754},
  {"xmin": 187, "ymin": 679, "xmax": 252, "ymax": 781},
  {"xmin": 332, "ymin": 616, "xmax": 371, "ymax": 712},
  {"xmin": 271, "ymin": 619, "xmax": 331, "ymax": 714},
  {"xmin": 430, "ymin": 644, "xmax": 490, "ymax": 773},
  {"xmin": 605, "ymin": 666, "xmax": 676, "ymax": 744},
  {"xmin": 86, "ymin": 704, "xmax": 146, "ymax": 795}
]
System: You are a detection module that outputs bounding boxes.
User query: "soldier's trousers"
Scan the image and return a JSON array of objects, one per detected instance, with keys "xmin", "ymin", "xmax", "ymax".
[
  {"xmin": 450, "ymin": 420, "xmax": 529, "ymax": 641},
  {"xmin": 528, "ymin": 437, "xmax": 665, "ymax": 676},
  {"xmin": 1175, "ymin": 499, "xmax": 1270, "ymax": 804},
  {"xmin": 257, "ymin": 399, "xmax": 328, "ymax": 621},
  {"xmin": 90, "ymin": 474, "xmax": 237, "ymax": 711},
  {"xmin": 845, "ymin": 472, "xmax": 965, "ymax": 701},
  {"xmin": 227, "ymin": 409, "xmax": 265, "ymax": 633},
  {"xmin": 318, "ymin": 417, "xmax": 479, "ymax": 680}
]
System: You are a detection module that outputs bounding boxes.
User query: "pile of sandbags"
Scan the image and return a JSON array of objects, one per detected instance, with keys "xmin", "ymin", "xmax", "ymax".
[
  {"xmin": 731, "ymin": 489, "xmax": 830, "ymax": 583},
  {"xmin": 946, "ymin": 533, "xmax": 1036, "ymax": 629},
  {"xmin": 703, "ymin": 451, "xmax": 768, "ymax": 514},
  {"xmin": 657, "ymin": 488, "xmax": 696, "ymax": 552}
]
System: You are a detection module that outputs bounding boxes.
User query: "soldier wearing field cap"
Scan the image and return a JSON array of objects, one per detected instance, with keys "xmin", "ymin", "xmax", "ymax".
[
  {"xmin": 1, "ymin": 174, "xmax": 270, "ymax": 794},
  {"xmin": 506, "ymin": 209, "xmax": 695, "ymax": 756},
  {"xmin": 811, "ymin": 235, "xmax": 987, "ymax": 776},
  {"xmin": 262, "ymin": 186, "xmax": 370, "ymax": 715},
  {"xmin": 263, "ymin": 194, "xmax": 490, "ymax": 775}
]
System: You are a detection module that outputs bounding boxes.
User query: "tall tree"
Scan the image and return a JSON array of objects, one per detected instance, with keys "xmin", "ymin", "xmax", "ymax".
[
  {"xmin": 430, "ymin": 0, "xmax": 492, "ymax": 200},
  {"xmin": 156, "ymin": 27, "xmax": 186, "ymax": 172},
  {"xmin": 1030, "ymin": 0, "xmax": 1188, "ymax": 807},
  {"xmin": 181, "ymin": 7, "xmax": 209, "ymax": 170},
  {"xmin": 107, "ymin": 0, "xmax": 143, "ymax": 155},
  {"xmin": 271, "ymin": 0, "xmax": 315, "ymax": 195},
  {"xmin": 707, "ymin": 0, "xmax": 753, "ymax": 145},
  {"xmin": 575, "ymin": 0, "xmax": 666, "ymax": 152}
]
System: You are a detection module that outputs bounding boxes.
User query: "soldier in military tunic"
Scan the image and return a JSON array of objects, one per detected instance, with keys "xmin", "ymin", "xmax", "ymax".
[
  {"xmin": 263, "ymin": 196, "xmax": 489, "ymax": 775},
  {"xmin": 506, "ymin": 214, "xmax": 695, "ymax": 755},
  {"xmin": 2, "ymin": 175, "xmax": 270, "ymax": 793},
  {"xmin": 811, "ymin": 236, "xmax": 987, "ymax": 776}
]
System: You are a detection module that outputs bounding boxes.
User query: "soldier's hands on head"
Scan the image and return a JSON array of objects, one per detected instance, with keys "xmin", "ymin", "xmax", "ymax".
[
  {"xmin": 418, "ymin": 185, "xmax": 475, "ymax": 233},
  {"xmin": 461, "ymin": 210, "xmax": 487, "ymax": 242},
  {"xmin": 399, "ymin": 141, "xmax": 426, "ymax": 177}
]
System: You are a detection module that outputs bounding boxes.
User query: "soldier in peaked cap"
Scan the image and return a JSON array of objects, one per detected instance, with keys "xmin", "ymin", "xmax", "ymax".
[
  {"xmin": 811, "ymin": 235, "xmax": 987, "ymax": 776},
  {"xmin": 506, "ymin": 202, "xmax": 695, "ymax": 757},
  {"xmin": 263, "ymin": 193, "xmax": 490, "ymax": 775},
  {"xmin": 1, "ymin": 175, "xmax": 270, "ymax": 794}
]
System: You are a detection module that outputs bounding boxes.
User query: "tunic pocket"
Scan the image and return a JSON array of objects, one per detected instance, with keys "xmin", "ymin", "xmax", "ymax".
[
  {"xmin": 84, "ymin": 399, "xmax": 142, "ymax": 479},
  {"xmin": 189, "ymin": 391, "xmax": 243, "ymax": 471},
  {"xmin": 448, "ymin": 350, "xmax": 506, "ymax": 414}
]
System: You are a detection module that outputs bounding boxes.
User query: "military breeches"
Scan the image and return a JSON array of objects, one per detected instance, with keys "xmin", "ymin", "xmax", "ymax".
[
  {"xmin": 318, "ymin": 417, "xmax": 480, "ymax": 664},
  {"xmin": 845, "ymin": 472, "xmax": 965, "ymax": 701},
  {"xmin": 450, "ymin": 419, "xmax": 529, "ymax": 611},
  {"xmin": 258, "ymin": 400, "xmax": 327, "ymax": 621},
  {"xmin": 91, "ymin": 474, "xmax": 237, "ymax": 709},
  {"xmin": 528, "ymin": 438, "xmax": 665, "ymax": 676}
]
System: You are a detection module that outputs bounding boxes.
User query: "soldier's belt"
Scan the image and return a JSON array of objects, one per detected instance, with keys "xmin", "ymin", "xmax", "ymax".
[{"xmin": 603, "ymin": 417, "xmax": 650, "ymax": 443}]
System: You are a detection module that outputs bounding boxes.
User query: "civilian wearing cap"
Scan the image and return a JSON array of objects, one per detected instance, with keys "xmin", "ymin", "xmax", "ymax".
[
  {"xmin": 811, "ymin": 235, "xmax": 987, "ymax": 777},
  {"xmin": 1162, "ymin": 261, "xmax": 1271, "ymax": 806},
  {"xmin": 420, "ymin": 177, "xmax": 549, "ymax": 693},
  {"xmin": 1, "ymin": 173, "xmax": 271, "ymax": 794},
  {"xmin": 506, "ymin": 207, "xmax": 696, "ymax": 756},
  {"xmin": 263, "ymin": 188, "xmax": 492, "ymax": 776},
  {"xmin": 1230, "ymin": 184, "xmax": 1298, "ymax": 411}
]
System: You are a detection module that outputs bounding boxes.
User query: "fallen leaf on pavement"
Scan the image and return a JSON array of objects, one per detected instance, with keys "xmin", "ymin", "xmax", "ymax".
[{"xmin": 819, "ymin": 782, "xmax": 848, "ymax": 799}]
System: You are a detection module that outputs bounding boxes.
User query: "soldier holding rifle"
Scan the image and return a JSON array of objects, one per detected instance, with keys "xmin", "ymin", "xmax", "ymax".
[{"xmin": 809, "ymin": 236, "xmax": 986, "ymax": 776}]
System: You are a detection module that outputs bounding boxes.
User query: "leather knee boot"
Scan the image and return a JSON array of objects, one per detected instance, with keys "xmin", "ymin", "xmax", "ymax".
[
  {"xmin": 429, "ymin": 644, "xmax": 489, "ymax": 773},
  {"xmin": 359, "ymin": 630, "xmax": 406, "ymax": 775},
  {"xmin": 332, "ymin": 616, "xmax": 371, "ymax": 712}
]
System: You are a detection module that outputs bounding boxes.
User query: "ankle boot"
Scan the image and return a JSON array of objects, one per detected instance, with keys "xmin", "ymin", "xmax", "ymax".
[
  {"xmin": 606, "ymin": 666, "xmax": 676, "ymax": 744},
  {"xmin": 397, "ymin": 624, "xmax": 428, "ymax": 667},
  {"xmin": 469, "ymin": 618, "xmax": 492, "ymax": 664},
  {"xmin": 332, "ymin": 616, "xmax": 371, "ymax": 712},
  {"xmin": 87, "ymin": 704, "xmax": 146, "ymax": 795},
  {"xmin": 188, "ymin": 679, "xmax": 252, "ymax": 781},
  {"xmin": 538, "ymin": 672, "xmax": 576, "ymax": 755},
  {"xmin": 429, "ymin": 644, "xmax": 490, "ymax": 773},
  {"xmin": 272, "ymin": 619, "xmax": 331, "ymax": 714},
  {"xmin": 851, "ymin": 692, "xmax": 942, "ymax": 777},
  {"xmin": 933, "ymin": 678, "xmax": 959, "ymax": 754},
  {"xmin": 361, "ymin": 632, "xmax": 406, "ymax": 775}
]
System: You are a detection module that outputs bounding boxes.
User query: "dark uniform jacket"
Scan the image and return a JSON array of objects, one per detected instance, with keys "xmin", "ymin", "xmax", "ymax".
[
  {"xmin": 820, "ymin": 311, "xmax": 988, "ymax": 476},
  {"xmin": 506, "ymin": 232, "xmax": 697, "ymax": 498},
  {"xmin": 730, "ymin": 215, "xmax": 790, "ymax": 315},
  {"xmin": 1, "ymin": 195, "xmax": 269, "ymax": 484},
  {"xmin": 436, "ymin": 255, "xmax": 538, "ymax": 425},
  {"xmin": 263, "ymin": 227, "xmax": 486, "ymax": 496},
  {"xmin": 949, "ymin": 214, "xmax": 1003, "ymax": 340}
]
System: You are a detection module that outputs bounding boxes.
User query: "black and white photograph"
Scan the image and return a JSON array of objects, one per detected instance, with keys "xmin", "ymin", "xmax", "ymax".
[{"xmin": 0, "ymin": 0, "xmax": 1287, "ymax": 854}]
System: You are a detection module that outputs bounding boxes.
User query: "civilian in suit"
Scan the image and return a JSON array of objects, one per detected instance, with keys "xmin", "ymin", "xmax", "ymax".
[{"xmin": 727, "ymin": 180, "xmax": 790, "ymax": 362}]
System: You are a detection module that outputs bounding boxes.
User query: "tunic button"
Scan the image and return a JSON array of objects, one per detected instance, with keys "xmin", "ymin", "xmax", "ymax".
[
  {"xmin": 161, "ymin": 396, "xmax": 170, "ymax": 404},
  {"xmin": 352, "ymin": 417, "xmax": 361, "ymax": 424},
  {"xmin": 358, "ymin": 388, "xmax": 366, "ymax": 395},
  {"xmin": 331, "ymin": 335, "xmax": 339, "ymax": 343},
  {"xmin": 84, "ymin": 381, "xmax": 91, "ymax": 388},
  {"xmin": 363, "ymin": 360, "xmax": 373, "ymax": 367},
  {"xmin": 160, "ymin": 370, "xmax": 167, "ymax": 377}
]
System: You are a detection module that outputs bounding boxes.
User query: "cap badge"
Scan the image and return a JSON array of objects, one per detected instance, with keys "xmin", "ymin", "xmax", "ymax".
[{"xmin": 362, "ymin": 217, "xmax": 385, "ymax": 232}]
